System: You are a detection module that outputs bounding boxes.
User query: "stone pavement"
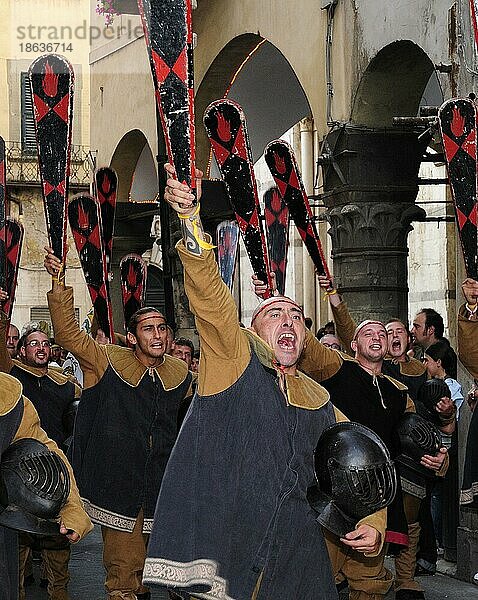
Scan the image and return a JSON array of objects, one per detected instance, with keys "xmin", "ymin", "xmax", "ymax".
[{"xmin": 23, "ymin": 527, "xmax": 478, "ymax": 600}]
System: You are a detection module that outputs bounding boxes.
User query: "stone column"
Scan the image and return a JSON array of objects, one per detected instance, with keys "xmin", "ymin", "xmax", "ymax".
[{"xmin": 321, "ymin": 125, "xmax": 427, "ymax": 324}]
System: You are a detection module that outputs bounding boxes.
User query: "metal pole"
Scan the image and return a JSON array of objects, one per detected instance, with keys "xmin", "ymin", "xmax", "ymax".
[{"xmin": 156, "ymin": 107, "xmax": 176, "ymax": 330}]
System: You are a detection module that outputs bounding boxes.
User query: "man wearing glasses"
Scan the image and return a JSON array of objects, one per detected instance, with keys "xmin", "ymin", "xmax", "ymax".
[
  {"xmin": 0, "ymin": 318, "xmax": 81, "ymax": 450},
  {"xmin": 0, "ymin": 293, "xmax": 81, "ymax": 600},
  {"xmin": 319, "ymin": 333, "xmax": 342, "ymax": 351}
]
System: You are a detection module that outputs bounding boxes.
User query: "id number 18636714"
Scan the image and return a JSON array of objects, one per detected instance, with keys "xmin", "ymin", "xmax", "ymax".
[{"xmin": 19, "ymin": 43, "xmax": 73, "ymax": 52}]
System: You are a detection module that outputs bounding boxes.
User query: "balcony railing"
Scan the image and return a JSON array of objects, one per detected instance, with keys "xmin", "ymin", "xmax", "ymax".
[{"xmin": 5, "ymin": 142, "xmax": 95, "ymax": 187}]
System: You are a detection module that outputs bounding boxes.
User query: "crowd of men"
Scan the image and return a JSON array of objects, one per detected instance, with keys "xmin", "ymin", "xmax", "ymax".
[
  {"xmin": 0, "ymin": 280, "xmax": 199, "ymax": 600},
  {"xmin": 0, "ymin": 163, "xmax": 477, "ymax": 600}
]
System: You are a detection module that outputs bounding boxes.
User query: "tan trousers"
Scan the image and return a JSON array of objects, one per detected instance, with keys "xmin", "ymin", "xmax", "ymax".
[
  {"xmin": 19, "ymin": 544, "xmax": 71, "ymax": 600},
  {"xmin": 394, "ymin": 492, "xmax": 423, "ymax": 593},
  {"xmin": 324, "ymin": 529, "xmax": 393, "ymax": 599},
  {"xmin": 101, "ymin": 510, "xmax": 149, "ymax": 600}
]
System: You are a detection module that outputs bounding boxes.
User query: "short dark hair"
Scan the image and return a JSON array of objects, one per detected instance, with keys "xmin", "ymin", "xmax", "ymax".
[
  {"xmin": 173, "ymin": 337, "xmax": 194, "ymax": 354},
  {"xmin": 386, "ymin": 317, "xmax": 409, "ymax": 331},
  {"xmin": 127, "ymin": 307, "xmax": 165, "ymax": 335},
  {"xmin": 316, "ymin": 321, "xmax": 335, "ymax": 340},
  {"xmin": 419, "ymin": 308, "xmax": 444, "ymax": 339},
  {"xmin": 425, "ymin": 340, "xmax": 454, "ymax": 376}
]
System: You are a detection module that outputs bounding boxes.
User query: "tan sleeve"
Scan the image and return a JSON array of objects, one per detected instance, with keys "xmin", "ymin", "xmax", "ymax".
[
  {"xmin": 0, "ymin": 311, "xmax": 13, "ymax": 373},
  {"xmin": 458, "ymin": 306, "xmax": 478, "ymax": 379},
  {"xmin": 14, "ymin": 397, "xmax": 93, "ymax": 540},
  {"xmin": 331, "ymin": 301, "xmax": 356, "ymax": 356},
  {"xmin": 333, "ymin": 406, "xmax": 348, "ymax": 422},
  {"xmin": 177, "ymin": 241, "xmax": 251, "ymax": 396},
  {"xmin": 436, "ymin": 452, "xmax": 449, "ymax": 478},
  {"xmin": 355, "ymin": 509, "xmax": 386, "ymax": 556},
  {"xmin": 404, "ymin": 395, "xmax": 416, "ymax": 413},
  {"xmin": 298, "ymin": 329, "xmax": 343, "ymax": 382},
  {"xmin": 47, "ymin": 282, "xmax": 108, "ymax": 389}
]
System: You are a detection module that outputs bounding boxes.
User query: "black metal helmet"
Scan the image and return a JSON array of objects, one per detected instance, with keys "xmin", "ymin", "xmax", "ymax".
[
  {"xmin": 313, "ymin": 422, "xmax": 397, "ymax": 538},
  {"xmin": 394, "ymin": 412, "xmax": 441, "ymax": 478},
  {"xmin": 0, "ymin": 438, "xmax": 70, "ymax": 534},
  {"xmin": 415, "ymin": 378, "xmax": 450, "ymax": 426}
]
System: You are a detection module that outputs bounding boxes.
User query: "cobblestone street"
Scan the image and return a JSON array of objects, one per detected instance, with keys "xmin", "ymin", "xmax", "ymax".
[{"xmin": 23, "ymin": 527, "xmax": 478, "ymax": 600}]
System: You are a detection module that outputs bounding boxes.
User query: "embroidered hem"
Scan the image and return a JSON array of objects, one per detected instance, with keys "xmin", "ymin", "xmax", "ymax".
[
  {"xmin": 400, "ymin": 477, "xmax": 426, "ymax": 500},
  {"xmin": 460, "ymin": 482, "xmax": 478, "ymax": 504},
  {"xmin": 142, "ymin": 557, "xmax": 234, "ymax": 600},
  {"xmin": 83, "ymin": 499, "xmax": 152, "ymax": 533}
]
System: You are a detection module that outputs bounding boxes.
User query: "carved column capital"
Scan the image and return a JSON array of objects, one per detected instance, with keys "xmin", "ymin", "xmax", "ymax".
[
  {"xmin": 320, "ymin": 125, "xmax": 428, "ymax": 323},
  {"xmin": 327, "ymin": 201, "xmax": 425, "ymax": 251}
]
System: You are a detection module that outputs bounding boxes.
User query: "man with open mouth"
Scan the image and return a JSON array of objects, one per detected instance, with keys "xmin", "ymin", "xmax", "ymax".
[
  {"xmin": 0, "ymin": 289, "xmax": 82, "ymax": 600},
  {"xmin": 297, "ymin": 287, "xmax": 453, "ymax": 600},
  {"xmin": 43, "ymin": 248, "xmax": 193, "ymax": 600},
  {"xmin": 142, "ymin": 165, "xmax": 387, "ymax": 600}
]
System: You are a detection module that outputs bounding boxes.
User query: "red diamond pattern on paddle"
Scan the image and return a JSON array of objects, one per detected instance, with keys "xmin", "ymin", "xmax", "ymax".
[
  {"xmin": 89, "ymin": 223, "xmax": 102, "ymax": 249},
  {"xmin": 442, "ymin": 134, "xmax": 459, "ymax": 162},
  {"xmin": 33, "ymin": 93, "xmax": 69, "ymax": 123},
  {"xmin": 152, "ymin": 50, "xmax": 171, "ymax": 83},
  {"xmin": 265, "ymin": 210, "xmax": 276, "ymax": 227},
  {"xmin": 210, "ymin": 138, "xmax": 230, "ymax": 167},
  {"xmin": 152, "ymin": 48, "xmax": 187, "ymax": 85},
  {"xmin": 235, "ymin": 214, "xmax": 249, "ymax": 234},
  {"xmin": 6, "ymin": 245, "xmax": 16, "ymax": 262},
  {"xmin": 469, "ymin": 203, "xmax": 478, "ymax": 227},
  {"xmin": 43, "ymin": 180, "xmax": 66, "ymax": 196},
  {"xmin": 73, "ymin": 232, "xmax": 88, "ymax": 253},
  {"xmin": 99, "ymin": 282, "xmax": 108, "ymax": 300},
  {"xmin": 288, "ymin": 168, "xmax": 300, "ymax": 190},
  {"xmin": 33, "ymin": 95, "xmax": 51, "ymax": 122},
  {"xmin": 248, "ymin": 211, "xmax": 259, "ymax": 229},
  {"xmin": 172, "ymin": 48, "xmax": 187, "ymax": 81},
  {"xmin": 276, "ymin": 178, "xmax": 288, "ymax": 198},
  {"xmin": 456, "ymin": 204, "xmax": 478, "ymax": 230},
  {"xmin": 53, "ymin": 94, "xmax": 69, "ymax": 123},
  {"xmin": 232, "ymin": 128, "xmax": 248, "ymax": 162},
  {"xmin": 456, "ymin": 208, "xmax": 469, "ymax": 231},
  {"xmin": 462, "ymin": 129, "xmax": 477, "ymax": 160}
]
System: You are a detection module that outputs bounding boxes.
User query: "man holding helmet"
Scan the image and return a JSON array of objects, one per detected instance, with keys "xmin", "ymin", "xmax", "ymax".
[
  {"xmin": 142, "ymin": 166, "xmax": 387, "ymax": 600},
  {"xmin": 0, "ymin": 371, "xmax": 92, "ymax": 600}
]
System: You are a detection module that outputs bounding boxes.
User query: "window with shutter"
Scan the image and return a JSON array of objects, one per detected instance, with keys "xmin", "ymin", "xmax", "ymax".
[
  {"xmin": 30, "ymin": 306, "xmax": 80, "ymax": 331},
  {"xmin": 21, "ymin": 72, "xmax": 36, "ymax": 154}
]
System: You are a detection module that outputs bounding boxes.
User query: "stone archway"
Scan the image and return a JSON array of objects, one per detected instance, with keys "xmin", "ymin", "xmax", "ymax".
[
  {"xmin": 195, "ymin": 34, "xmax": 312, "ymax": 166},
  {"xmin": 108, "ymin": 129, "xmax": 162, "ymax": 330},
  {"xmin": 321, "ymin": 41, "xmax": 439, "ymax": 324},
  {"xmin": 110, "ymin": 129, "xmax": 155, "ymax": 202},
  {"xmin": 195, "ymin": 34, "xmax": 320, "ymax": 324},
  {"xmin": 351, "ymin": 40, "xmax": 436, "ymax": 127}
]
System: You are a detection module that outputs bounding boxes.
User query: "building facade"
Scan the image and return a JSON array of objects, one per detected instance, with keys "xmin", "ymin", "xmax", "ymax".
[
  {"xmin": 1, "ymin": 0, "xmax": 94, "ymax": 329},
  {"xmin": 1, "ymin": 0, "xmax": 476, "ymax": 579}
]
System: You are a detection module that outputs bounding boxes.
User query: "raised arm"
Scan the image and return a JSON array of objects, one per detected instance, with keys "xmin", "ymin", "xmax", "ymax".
[
  {"xmin": 164, "ymin": 165, "xmax": 251, "ymax": 396},
  {"xmin": 0, "ymin": 298, "xmax": 14, "ymax": 373},
  {"xmin": 317, "ymin": 275, "xmax": 356, "ymax": 355},
  {"xmin": 44, "ymin": 248, "xmax": 108, "ymax": 389},
  {"xmin": 458, "ymin": 277, "xmax": 478, "ymax": 379},
  {"xmin": 298, "ymin": 329, "xmax": 342, "ymax": 382}
]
